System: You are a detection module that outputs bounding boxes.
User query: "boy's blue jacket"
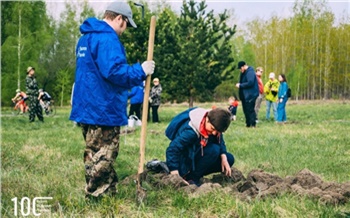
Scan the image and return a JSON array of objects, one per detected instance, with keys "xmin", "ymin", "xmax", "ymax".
[
  {"xmin": 165, "ymin": 108, "xmax": 228, "ymax": 176},
  {"xmin": 128, "ymin": 84, "xmax": 144, "ymax": 104},
  {"xmin": 70, "ymin": 18, "xmax": 146, "ymax": 126}
]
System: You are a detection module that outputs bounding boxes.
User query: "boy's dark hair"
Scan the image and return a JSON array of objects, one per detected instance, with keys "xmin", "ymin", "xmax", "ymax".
[{"xmin": 208, "ymin": 108, "xmax": 232, "ymax": 133}]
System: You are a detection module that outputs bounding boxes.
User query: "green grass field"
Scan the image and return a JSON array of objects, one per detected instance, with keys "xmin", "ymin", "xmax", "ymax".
[{"xmin": 1, "ymin": 100, "xmax": 350, "ymax": 217}]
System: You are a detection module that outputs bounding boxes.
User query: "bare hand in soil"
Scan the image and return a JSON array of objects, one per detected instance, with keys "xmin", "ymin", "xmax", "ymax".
[
  {"xmin": 171, "ymin": 170, "xmax": 189, "ymax": 185},
  {"xmin": 221, "ymin": 155, "xmax": 231, "ymax": 177}
]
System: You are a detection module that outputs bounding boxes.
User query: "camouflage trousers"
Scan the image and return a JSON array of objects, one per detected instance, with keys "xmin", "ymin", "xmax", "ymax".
[
  {"xmin": 81, "ymin": 124, "xmax": 120, "ymax": 197},
  {"xmin": 28, "ymin": 95, "xmax": 43, "ymax": 122}
]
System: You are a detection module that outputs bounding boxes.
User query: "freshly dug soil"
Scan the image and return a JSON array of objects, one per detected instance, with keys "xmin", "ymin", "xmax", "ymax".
[{"xmin": 123, "ymin": 168, "xmax": 350, "ymax": 205}]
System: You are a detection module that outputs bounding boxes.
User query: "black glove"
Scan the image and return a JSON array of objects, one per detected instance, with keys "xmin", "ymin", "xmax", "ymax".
[{"xmin": 146, "ymin": 159, "xmax": 170, "ymax": 174}]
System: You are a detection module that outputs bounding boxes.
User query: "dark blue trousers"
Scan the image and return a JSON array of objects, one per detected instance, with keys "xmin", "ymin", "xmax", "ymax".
[
  {"xmin": 242, "ymin": 96, "xmax": 257, "ymax": 127},
  {"xmin": 185, "ymin": 143, "xmax": 234, "ymax": 182}
]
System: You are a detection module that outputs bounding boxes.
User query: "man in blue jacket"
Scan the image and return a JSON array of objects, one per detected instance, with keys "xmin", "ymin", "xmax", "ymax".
[
  {"xmin": 70, "ymin": 1, "xmax": 155, "ymax": 198},
  {"xmin": 236, "ymin": 61, "xmax": 259, "ymax": 128},
  {"xmin": 165, "ymin": 107, "xmax": 234, "ymax": 186}
]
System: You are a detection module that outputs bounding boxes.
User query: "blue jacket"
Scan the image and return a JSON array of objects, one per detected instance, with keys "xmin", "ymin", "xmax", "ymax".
[
  {"xmin": 238, "ymin": 66, "xmax": 259, "ymax": 102},
  {"xmin": 278, "ymin": 81, "xmax": 288, "ymax": 99},
  {"xmin": 128, "ymin": 84, "xmax": 144, "ymax": 104},
  {"xmin": 166, "ymin": 108, "xmax": 228, "ymax": 176},
  {"xmin": 70, "ymin": 18, "xmax": 146, "ymax": 126}
]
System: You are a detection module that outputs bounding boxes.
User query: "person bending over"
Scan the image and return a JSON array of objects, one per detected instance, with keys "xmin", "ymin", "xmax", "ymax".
[{"xmin": 165, "ymin": 107, "xmax": 234, "ymax": 186}]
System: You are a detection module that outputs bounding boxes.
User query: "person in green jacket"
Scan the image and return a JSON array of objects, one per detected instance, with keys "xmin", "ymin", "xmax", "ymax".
[{"xmin": 264, "ymin": 72, "xmax": 279, "ymax": 121}]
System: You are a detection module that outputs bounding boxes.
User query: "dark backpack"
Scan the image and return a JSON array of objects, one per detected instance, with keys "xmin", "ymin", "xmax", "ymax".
[
  {"xmin": 287, "ymin": 88, "xmax": 292, "ymax": 98},
  {"xmin": 165, "ymin": 107, "xmax": 197, "ymax": 140}
]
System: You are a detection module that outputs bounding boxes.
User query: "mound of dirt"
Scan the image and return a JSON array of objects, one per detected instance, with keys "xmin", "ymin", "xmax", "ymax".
[
  {"xmin": 126, "ymin": 167, "xmax": 350, "ymax": 205},
  {"xmin": 284, "ymin": 169, "xmax": 349, "ymax": 205}
]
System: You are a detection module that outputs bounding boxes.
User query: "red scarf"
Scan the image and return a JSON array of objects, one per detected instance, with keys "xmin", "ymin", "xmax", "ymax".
[
  {"xmin": 199, "ymin": 114, "xmax": 221, "ymax": 155},
  {"xmin": 199, "ymin": 116, "xmax": 209, "ymax": 147}
]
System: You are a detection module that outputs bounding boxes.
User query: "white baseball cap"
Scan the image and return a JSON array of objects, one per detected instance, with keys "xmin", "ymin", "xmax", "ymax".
[{"xmin": 269, "ymin": 72, "xmax": 275, "ymax": 79}]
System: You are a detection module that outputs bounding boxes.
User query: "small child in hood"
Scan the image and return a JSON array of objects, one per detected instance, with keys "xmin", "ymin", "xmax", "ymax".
[{"xmin": 228, "ymin": 96, "xmax": 239, "ymax": 121}]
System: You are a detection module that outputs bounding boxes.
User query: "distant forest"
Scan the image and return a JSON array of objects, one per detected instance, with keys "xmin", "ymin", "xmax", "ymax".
[{"xmin": 2, "ymin": 0, "xmax": 349, "ymax": 107}]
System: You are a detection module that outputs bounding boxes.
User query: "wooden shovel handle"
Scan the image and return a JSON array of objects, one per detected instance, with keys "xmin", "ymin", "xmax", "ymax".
[{"xmin": 137, "ymin": 16, "xmax": 156, "ymax": 179}]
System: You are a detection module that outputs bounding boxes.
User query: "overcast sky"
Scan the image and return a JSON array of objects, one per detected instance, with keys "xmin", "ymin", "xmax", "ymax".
[{"xmin": 46, "ymin": 0, "xmax": 350, "ymax": 27}]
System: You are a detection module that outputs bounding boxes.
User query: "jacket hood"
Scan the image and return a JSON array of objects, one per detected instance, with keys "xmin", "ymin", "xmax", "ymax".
[
  {"xmin": 80, "ymin": 18, "xmax": 115, "ymax": 35},
  {"xmin": 189, "ymin": 108, "xmax": 208, "ymax": 137}
]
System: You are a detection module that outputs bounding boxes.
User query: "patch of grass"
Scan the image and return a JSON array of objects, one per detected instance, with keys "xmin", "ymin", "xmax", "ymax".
[{"xmin": 1, "ymin": 101, "xmax": 350, "ymax": 217}]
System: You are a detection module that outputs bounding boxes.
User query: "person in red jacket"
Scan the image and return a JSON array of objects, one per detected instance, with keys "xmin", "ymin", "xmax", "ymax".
[{"xmin": 254, "ymin": 67, "xmax": 264, "ymax": 122}]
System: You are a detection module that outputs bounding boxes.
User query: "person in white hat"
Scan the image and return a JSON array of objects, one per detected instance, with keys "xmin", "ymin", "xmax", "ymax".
[
  {"xmin": 263, "ymin": 72, "xmax": 279, "ymax": 121},
  {"xmin": 70, "ymin": 1, "xmax": 155, "ymax": 198}
]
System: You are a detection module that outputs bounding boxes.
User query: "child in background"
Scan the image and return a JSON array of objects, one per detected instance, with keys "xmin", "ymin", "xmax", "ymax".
[
  {"xmin": 228, "ymin": 96, "xmax": 239, "ymax": 121},
  {"xmin": 12, "ymin": 89, "xmax": 28, "ymax": 114},
  {"xmin": 38, "ymin": 89, "xmax": 52, "ymax": 113}
]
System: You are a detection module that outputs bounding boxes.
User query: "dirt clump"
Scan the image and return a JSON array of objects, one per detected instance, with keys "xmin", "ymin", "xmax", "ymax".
[
  {"xmin": 123, "ymin": 168, "xmax": 349, "ymax": 205},
  {"xmin": 183, "ymin": 183, "xmax": 223, "ymax": 197},
  {"xmin": 284, "ymin": 169, "xmax": 348, "ymax": 205},
  {"xmin": 228, "ymin": 169, "xmax": 291, "ymax": 201},
  {"xmin": 284, "ymin": 168, "xmax": 323, "ymax": 189}
]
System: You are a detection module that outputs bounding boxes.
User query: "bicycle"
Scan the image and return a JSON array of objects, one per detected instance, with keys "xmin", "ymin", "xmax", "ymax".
[
  {"xmin": 12, "ymin": 99, "xmax": 28, "ymax": 116},
  {"xmin": 40, "ymin": 99, "xmax": 56, "ymax": 117}
]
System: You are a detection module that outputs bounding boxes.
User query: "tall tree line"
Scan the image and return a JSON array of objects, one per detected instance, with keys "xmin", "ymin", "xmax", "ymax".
[
  {"xmin": 245, "ymin": 0, "xmax": 350, "ymax": 100},
  {"xmin": 1, "ymin": 0, "xmax": 235, "ymax": 107},
  {"xmin": 1, "ymin": 0, "xmax": 94, "ymax": 106},
  {"xmin": 2, "ymin": 0, "xmax": 349, "ymax": 107},
  {"xmin": 2, "ymin": 1, "xmax": 54, "ymax": 104}
]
